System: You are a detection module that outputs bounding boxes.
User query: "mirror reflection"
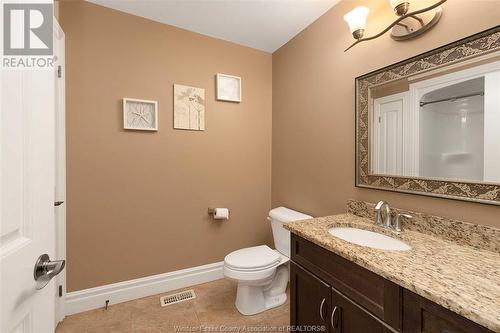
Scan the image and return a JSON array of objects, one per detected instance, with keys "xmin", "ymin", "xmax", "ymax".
[{"xmin": 369, "ymin": 56, "xmax": 500, "ymax": 184}]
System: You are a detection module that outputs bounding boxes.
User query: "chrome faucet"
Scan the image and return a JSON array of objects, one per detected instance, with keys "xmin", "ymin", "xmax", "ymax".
[
  {"xmin": 394, "ymin": 213, "xmax": 413, "ymax": 232},
  {"xmin": 374, "ymin": 200, "xmax": 392, "ymax": 228}
]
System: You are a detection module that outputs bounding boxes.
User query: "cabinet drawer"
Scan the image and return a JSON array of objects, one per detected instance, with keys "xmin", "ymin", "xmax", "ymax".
[{"xmin": 291, "ymin": 234, "xmax": 401, "ymax": 330}]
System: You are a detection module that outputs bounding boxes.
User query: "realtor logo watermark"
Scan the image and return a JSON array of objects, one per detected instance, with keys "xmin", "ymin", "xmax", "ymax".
[{"xmin": 2, "ymin": 2, "xmax": 54, "ymax": 69}]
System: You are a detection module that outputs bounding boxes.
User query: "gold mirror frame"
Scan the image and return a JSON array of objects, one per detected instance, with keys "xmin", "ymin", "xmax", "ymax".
[{"xmin": 355, "ymin": 26, "xmax": 500, "ymax": 205}]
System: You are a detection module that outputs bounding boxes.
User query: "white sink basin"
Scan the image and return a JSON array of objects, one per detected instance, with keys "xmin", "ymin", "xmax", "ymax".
[{"xmin": 328, "ymin": 227, "xmax": 411, "ymax": 251}]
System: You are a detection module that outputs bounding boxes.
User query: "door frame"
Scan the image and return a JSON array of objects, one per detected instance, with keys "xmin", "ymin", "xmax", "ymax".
[{"xmin": 54, "ymin": 17, "xmax": 66, "ymax": 325}]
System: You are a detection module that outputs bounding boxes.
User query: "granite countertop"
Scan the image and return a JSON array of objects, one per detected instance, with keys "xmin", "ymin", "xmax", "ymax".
[{"xmin": 285, "ymin": 213, "xmax": 500, "ymax": 332}]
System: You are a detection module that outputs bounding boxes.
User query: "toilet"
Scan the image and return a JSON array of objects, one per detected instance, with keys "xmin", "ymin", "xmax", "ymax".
[{"xmin": 223, "ymin": 207, "xmax": 312, "ymax": 315}]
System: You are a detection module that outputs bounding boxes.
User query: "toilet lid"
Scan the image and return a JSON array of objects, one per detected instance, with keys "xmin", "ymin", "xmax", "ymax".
[{"xmin": 225, "ymin": 245, "xmax": 280, "ymax": 270}]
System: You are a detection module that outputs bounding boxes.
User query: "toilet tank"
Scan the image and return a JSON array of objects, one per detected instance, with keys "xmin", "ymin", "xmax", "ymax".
[{"xmin": 268, "ymin": 207, "xmax": 312, "ymax": 257}]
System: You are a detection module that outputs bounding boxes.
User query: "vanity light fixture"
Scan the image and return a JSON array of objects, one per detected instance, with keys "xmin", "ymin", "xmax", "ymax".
[
  {"xmin": 344, "ymin": 0, "xmax": 447, "ymax": 51},
  {"xmin": 343, "ymin": 6, "xmax": 370, "ymax": 40}
]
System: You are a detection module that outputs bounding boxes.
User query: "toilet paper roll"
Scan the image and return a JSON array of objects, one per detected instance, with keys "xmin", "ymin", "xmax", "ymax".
[{"xmin": 214, "ymin": 208, "xmax": 229, "ymax": 220}]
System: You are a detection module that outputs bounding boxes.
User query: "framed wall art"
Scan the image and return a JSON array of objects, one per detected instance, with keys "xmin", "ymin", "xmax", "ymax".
[
  {"xmin": 173, "ymin": 84, "xmax": 206, "ymax": 131},
  {"xmin": 123, "ymin": 98, "xmax": 158, "ymax": 131},
  {"xmin": 216, "ymin": 73, "xmax": 241, "ymax": 103}
]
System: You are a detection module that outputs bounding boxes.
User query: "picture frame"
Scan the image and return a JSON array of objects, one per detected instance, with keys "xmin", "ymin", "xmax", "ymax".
[
  {"xmin": 216, "ymin": 73, "xmax": 241, "ymax": 102},
  {"xmin": 123, "ymin": 98, "xmax": 158, "ymax": 131},
  {"xmin": 173, "ymin": 84, "xmax": 206, "ymax": 131}
]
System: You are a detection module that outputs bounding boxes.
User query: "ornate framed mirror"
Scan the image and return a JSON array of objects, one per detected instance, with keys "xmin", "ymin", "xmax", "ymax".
[{"xmin": 355, "ymin": 26, "xmax": 500, "ymax": 205}]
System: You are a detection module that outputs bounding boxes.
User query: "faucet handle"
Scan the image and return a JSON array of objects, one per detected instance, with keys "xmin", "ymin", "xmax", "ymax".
[
  {"xmin": 374, "ymin": 200, "xmax": 387, "ymax": 210},
  {"xmin": 394, "ymin": 213, "xmax": 412, "ymax": 232},
  {"xmin": 375, "ymin": 210, "xmax": 382, "ymax": 226},
  {"xmin": 374, "ymin": 201, "xmax": 392, "ymax": 228},
  {"xmin": 374, "ymin": 201, "xmax": 387, "ymax": 226}
]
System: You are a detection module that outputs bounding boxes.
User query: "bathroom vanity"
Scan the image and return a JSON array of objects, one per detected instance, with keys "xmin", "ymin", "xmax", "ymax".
[
  {"xmin": 286, "ymin": 29, "xmax": 500, "ymax": 333},
  {"xmin": 286, "ymin": 201, "xmax": 499, "ymax": 333}
]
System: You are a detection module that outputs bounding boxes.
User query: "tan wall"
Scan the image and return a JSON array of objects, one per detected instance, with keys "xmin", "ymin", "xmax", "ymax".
[
  {"xmin": 272, "ymin": 0, "xmax": 500, "ymax": 228},
  {"xmin": 60, "ymin": 1, "xmax": 272, "ymax": 292}
]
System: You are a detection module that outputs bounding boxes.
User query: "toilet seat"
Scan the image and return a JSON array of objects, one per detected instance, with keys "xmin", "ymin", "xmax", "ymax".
[
  {"xmin": 224, "ymin": 245, "xmax": 280, "ymax": 271},
  {"xmin": 223, "ymin": 245, "xmax": 289, "ymax": 282}
]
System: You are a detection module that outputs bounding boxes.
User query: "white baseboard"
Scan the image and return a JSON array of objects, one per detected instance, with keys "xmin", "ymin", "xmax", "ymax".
[{"xmin": 65, "ymin": 261, "xmax": 224, "ymax": 315}]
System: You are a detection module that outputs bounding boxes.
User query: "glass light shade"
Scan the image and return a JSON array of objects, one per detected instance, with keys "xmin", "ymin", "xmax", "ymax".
[
  {"xmin": 343, "ymin": 6, "xmax": 370, "ymax": 33},
  {"xmin": 390, "ymin": 0, "xmax": 409, "ymax": 9}
]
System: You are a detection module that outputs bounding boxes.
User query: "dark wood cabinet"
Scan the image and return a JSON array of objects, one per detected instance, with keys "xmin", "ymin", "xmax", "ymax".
[
  {"xmin": 291, "ymin": 234, "xmax": 401, "ymax": 330},
  {"xmin": 403, "ymin": 289, "xmax": 492, "ymax": 333},
  {"xmin": 290, "ymin": 234, "xmax": 493, "ymax": 333},
  {"xmin": 290, "ymin": 262, "xmax": 331, "ymax": 332},
  {"xmin": 291, "ymin": 262, "xmax": 395, "ymax": 333}
]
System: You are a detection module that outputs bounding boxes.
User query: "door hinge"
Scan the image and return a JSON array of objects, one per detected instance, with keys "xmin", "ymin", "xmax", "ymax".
[
  {"xmin": 378, "ymin": 116, "xmax": 381, "ymax": 123},
  {"xmin": 54, "ymin": 201, "xmax": 64, "ymax": 207},
  {"xmin": 57, "ymin": 65, "xmax": 62, "ymax": 78},
  {"xmin": 58, "ymin": 285, "xmax": 63, "ymax": 297}
]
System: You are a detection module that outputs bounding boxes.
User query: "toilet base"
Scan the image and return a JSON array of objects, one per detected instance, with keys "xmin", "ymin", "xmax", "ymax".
[{"xmin": 235, "ymin": 265, "xmax": 289, "ymax": 316}]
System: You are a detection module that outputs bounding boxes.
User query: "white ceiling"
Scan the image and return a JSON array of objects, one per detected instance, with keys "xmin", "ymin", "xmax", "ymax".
[{"xmin": 88, "ymin": 0, "xmax": 340, "ymax": 53}]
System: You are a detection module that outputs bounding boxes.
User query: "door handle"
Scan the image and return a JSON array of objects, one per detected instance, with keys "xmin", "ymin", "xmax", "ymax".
[
  {"xmin": 331, "ymin": 306, "xmax": 340, "ymax": 330},
  {"xmin": 33, "ymin": 254, "xmax": 65, "ymax": 290},
  {"xmin": 319, "ymin": 298, "xmax": 326, "ymax": 320}
]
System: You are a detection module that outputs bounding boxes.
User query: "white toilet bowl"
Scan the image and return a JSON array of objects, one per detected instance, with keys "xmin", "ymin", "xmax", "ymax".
[
  {"xmin": 223, "ymin": 207, "xmax": 312, "ymax": 316},
  {"xmin": 224, "ymin": 245, "xmax": 290, "ymax": 315}
]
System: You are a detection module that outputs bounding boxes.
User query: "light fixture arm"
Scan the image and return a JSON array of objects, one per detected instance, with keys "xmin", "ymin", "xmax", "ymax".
[{"xmin": 344, "ymin": 0, "xmax": 447, "ymax": 52}]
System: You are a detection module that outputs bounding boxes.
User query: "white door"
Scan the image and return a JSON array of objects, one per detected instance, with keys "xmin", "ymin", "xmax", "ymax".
[
  {"xmin": 0, "ymin": 23, "xmax": 62, "ymax": 333},
  {"xmin": 373, "ymin": 94, "xmax": 405, "ymax": 176}
]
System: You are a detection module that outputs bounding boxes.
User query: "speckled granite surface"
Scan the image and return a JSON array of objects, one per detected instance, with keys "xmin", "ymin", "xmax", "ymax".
[
  {"xmin": 285, "ymin": 210, "xmax": 500, "ymax": 331},
  {"xmin": 347, "ymin": 199, "xmax": 500, "ymax": 253}
]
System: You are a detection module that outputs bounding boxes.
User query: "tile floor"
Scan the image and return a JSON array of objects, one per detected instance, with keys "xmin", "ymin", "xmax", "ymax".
[{"xmin": 56, "ymin": 279, "xmax": 290, "ymax": 333}]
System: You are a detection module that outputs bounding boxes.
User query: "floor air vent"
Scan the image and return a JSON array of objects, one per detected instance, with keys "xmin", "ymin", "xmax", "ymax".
[{"xmin": 160, "ymin": 289, "xmax": 196, "ymax": 307}]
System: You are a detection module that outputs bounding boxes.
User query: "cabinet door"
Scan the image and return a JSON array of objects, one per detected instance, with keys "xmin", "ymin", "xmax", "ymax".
[
  {"xmin": 290, "ymin": 262, "xmax": 331, "ymax": 333},
  {"xmin": 331, "ymin": 287, "xmax": 394, "ymax": 333},
  {"xmin": 403, "ymin": 290, "xmax": 493, "ymax": 333}
]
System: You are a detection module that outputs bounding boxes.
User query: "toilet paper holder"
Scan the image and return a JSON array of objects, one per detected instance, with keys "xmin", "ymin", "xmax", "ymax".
[{"xmin": 208, "ymin": 207, "xmax": 229, "ymax": 219}]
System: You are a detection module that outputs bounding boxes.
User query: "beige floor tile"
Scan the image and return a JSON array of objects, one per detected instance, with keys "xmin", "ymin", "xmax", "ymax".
[
  {"xmin": 88, "ymin": 320, "xmax": 133, "ymax": 333},
  {"xmin": 128, "ymin": 294, "xmax": 171, "ymax": 318},
  {"xmin": 57, "ymin": 279, "xmax": 290, "ymax": 333},
  {"xmin": 55, "ymin": 318, "xmax": 90, "ymax": 333},
  {"xmin": 132, "ymin": 301, "xmax": 200, "ymax": 333},
  {"xmin": 192, "ymin": 279, "xmax": 238, "ymax": 314},
  {"xmin": 192, "ymin": 279, "xmax": 289, "ymax": 332}
]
